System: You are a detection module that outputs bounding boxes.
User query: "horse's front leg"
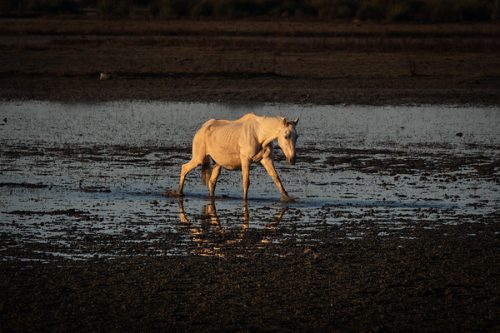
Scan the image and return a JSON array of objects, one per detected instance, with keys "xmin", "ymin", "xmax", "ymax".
[
  {"xmin": 260, "ymin": 157, "xmax": 292, "ymax": 202},
  {"xmin": 241, "ymin": 159, "xmax": 251, "ymax": 201}
]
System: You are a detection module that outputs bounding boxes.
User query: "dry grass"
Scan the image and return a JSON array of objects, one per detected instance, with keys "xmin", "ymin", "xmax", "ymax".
[
  {"xmin": 1, "ymin": 18, "xmax": 500, "ymax": 37},
  {"xmin": 0, "ymin": 18, "xmax": 499, "ymax": 105},
  {"xmin": 1, "ymin": 19, "xmax": 499, "ymax": 53}
]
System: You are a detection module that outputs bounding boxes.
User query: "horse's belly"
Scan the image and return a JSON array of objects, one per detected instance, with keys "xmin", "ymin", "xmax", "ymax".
[{"xmin": 210, "ymin": 151, "xmax": 241, "ymax": 170}]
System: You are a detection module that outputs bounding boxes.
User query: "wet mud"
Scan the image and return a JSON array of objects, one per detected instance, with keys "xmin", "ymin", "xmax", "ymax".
[{"xmin": 1, "ymin": 102, "xmax": 499, "ymax": 331}]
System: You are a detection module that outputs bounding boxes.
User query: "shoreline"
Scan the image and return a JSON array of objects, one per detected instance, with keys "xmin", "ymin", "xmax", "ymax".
[{"xmin": 2, "ymin": 80, "xmax": 499, "ymax": 106}]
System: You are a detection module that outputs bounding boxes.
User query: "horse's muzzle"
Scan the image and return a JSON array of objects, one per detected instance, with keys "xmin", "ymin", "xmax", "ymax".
[{"xmin": 287, "ymin": 156, "xmax": 296, "ymax": 165}]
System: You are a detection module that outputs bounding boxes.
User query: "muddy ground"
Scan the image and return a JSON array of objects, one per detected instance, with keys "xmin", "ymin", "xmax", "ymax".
[
  {"xmin": 0, "ymin": 19, "xmax": 499, "ymax": 332},
  {"xmin": 0, "ymin": 19, "xmax": 499, "ymax": 105},
  {"xmin": 1, "ymin": 222, "xmax": 498, "ymax": 332}
]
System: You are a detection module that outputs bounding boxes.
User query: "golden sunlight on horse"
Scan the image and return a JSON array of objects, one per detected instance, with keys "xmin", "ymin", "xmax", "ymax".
[{"xmin": 176, "ymin": 113, "xmax": 299, "ymax": 201}]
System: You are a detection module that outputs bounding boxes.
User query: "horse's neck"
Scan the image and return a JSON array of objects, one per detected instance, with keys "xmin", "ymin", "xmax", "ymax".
[{"xmin": 256, "ymin": 116, "xmax": 282, "ymax": 145}]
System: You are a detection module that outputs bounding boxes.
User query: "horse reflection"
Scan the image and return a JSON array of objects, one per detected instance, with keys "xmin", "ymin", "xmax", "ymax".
[{"xmin": 177, "ymin": 199, "xmax": 287, "ymax": 257}]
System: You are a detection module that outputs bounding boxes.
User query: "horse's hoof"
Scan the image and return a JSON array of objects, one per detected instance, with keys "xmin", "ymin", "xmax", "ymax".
[
  {"xmin": 280, "ymin": 195, "xmax": 296, "ymax": 203},
  {"xmin": 165, "ymin": 189, "xmax": 183, "ymax": 198}
]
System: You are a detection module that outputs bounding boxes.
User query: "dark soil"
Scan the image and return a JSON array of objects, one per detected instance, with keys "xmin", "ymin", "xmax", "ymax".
[
  {"xmin": 1, "ymin": 221, "xmax": 498, "ymax": 332},
  {"xmin": 0, "ymin": 19, "xmax": 499, "ymax": 105}
]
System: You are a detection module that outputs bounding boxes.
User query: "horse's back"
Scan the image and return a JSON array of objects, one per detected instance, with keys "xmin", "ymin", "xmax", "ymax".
[
  {"xmin": 200, "ymin": 113, "xmax": 256, "ymax": 129},
  {"xmin": 200, "ymin": 116, "xmax": 252, "ymax": 139}
]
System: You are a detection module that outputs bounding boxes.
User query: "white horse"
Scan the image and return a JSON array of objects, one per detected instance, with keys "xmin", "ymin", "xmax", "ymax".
[{"xmin": 176, "ymin": 113, "xmax": 299, "ymax": 201}]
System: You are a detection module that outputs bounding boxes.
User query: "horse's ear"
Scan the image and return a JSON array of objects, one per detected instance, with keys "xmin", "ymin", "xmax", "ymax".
[
  {"xmin": 293, "ymin": 118, "xmax": 299, "ymax": 126},
  {"xmin": 282, "ymin": 118, "xmax": 288, "ymax": 126}
]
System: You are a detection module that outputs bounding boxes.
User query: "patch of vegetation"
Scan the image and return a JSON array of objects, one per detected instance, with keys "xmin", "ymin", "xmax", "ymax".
[
  {"xmin": 1, "ymin": 0, "xmax": 498, "ymax": 22},
  {"xmin": 0, "ymin": 0, "xmax": 81, "ymax": 15}
]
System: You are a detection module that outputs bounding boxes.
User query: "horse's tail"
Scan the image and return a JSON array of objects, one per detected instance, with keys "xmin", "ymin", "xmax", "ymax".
[{"xmin": 201, "ymin": 156, "xmax": 212, "ymax": 186}]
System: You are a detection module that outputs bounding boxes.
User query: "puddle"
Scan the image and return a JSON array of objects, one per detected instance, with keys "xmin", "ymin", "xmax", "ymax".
[{"xmin": 1, "ymin": 101, "xmax": 499, "ymax": 261}]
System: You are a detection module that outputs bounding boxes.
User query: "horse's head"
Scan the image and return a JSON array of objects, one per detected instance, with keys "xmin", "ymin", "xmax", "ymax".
[{"xmin": 277, "ymin": 118, "xmax": 299, "ymax": 165}]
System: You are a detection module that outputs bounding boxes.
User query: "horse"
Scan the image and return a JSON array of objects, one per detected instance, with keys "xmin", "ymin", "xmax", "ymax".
[{"xmin": 176, "ymin": 113, "xmax": 299, "ymax": 201}]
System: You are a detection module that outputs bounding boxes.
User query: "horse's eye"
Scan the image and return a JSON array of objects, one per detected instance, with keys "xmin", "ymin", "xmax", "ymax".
[{"xmin": 285, "ymin": 134, "xmax": 290, "ymax": 139}]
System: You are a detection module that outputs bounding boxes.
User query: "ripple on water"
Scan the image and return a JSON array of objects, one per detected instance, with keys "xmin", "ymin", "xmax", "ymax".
[{"xmin": 1, "ymin": 101, "xmax": 499, "ymax": 260}]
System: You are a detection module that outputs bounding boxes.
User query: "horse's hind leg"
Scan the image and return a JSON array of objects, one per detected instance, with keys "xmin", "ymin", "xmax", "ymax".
[
  {"xmin": 177, "ymin": 130, "xmax": 207, "ymax": 195},
  {"xmin": 208, "ymin": 164, "xmax": 221, "ymax": 198},
  {"xmin": 178, "ymin": 159, "xmax": 201, "ymax": 195}
]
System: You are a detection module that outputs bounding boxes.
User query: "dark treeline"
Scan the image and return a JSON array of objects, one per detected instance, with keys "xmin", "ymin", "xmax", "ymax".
[{"xmin": 2, "ymin": 0, "xmax": 499, "ymax": 21}]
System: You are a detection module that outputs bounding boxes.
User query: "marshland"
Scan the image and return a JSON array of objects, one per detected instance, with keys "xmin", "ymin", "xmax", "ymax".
[{"xmin": 1, "ymin": 2, "xmax": 499, "ymax": 331}]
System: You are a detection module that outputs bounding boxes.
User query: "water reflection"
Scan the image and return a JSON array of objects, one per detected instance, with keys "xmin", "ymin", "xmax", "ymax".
[
  {"xmin": 1, "ymin": 101, "xmax": 498, "ymax": 261},
  {"xmin": 178, "ymin": 199, "xmax": 287, "ymax": 257}
]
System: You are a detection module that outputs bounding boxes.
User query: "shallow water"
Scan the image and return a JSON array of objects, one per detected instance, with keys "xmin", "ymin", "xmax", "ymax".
[{"xmin": 1, "ymin": 101, "xmax": 499, "ymax": 260}]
